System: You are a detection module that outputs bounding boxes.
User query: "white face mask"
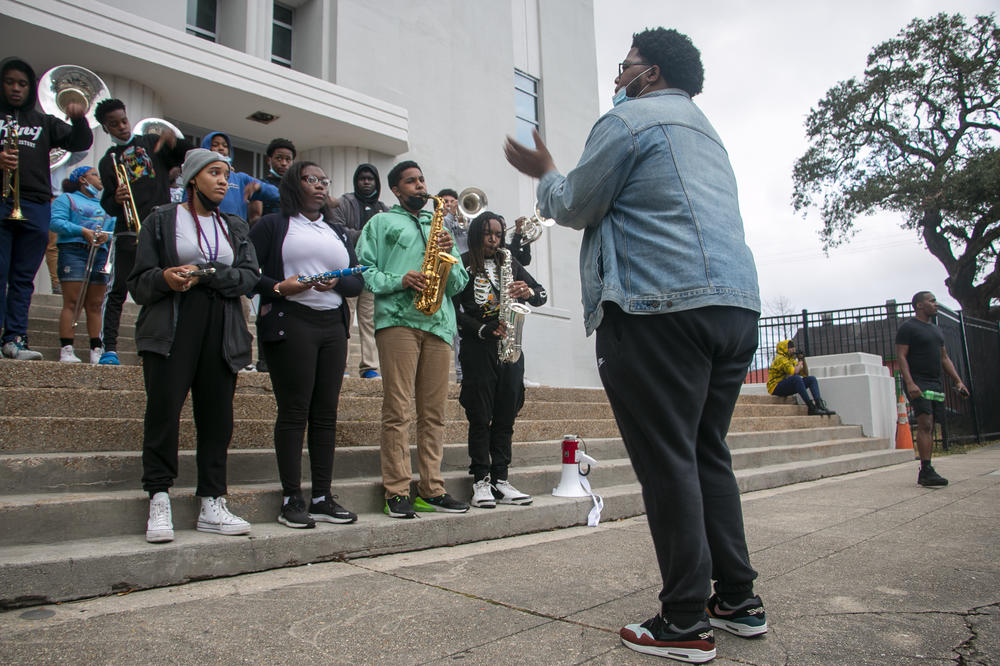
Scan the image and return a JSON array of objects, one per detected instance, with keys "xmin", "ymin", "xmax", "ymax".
[{"xmin": 611, "ymin": 66, "xmax": 653, "ymax": 107}]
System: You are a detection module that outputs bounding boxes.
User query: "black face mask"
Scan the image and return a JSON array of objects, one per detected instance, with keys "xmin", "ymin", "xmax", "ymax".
[
  {"xmin": 403, "ymin": 194, "xmax": 427, "ymax": 212},
  {"xmin": 195, "ymin": 189, "xmax": 220, "ymax": 212}
]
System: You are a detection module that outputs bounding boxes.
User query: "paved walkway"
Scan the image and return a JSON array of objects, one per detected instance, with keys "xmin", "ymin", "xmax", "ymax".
[{"xmin": 2, "ymin": 446, "xmax": 998, "ymax": 664}]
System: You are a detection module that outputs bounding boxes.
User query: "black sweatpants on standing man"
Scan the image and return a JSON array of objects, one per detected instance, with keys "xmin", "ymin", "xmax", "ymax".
[{"xmin": 595, "ymin": 303, "xmax": 760, "ymax": 623}]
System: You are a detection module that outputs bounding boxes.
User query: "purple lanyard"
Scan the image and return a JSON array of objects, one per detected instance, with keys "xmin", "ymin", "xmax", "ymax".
[{"xmin": 195, "ymin": 212, "xmax": 223, "ymax": 262}]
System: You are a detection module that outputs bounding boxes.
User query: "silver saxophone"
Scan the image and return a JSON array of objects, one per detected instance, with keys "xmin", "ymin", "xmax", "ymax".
[{"xmin": 497, "ymin": 248, "xmax": 531, "ymax": 363}]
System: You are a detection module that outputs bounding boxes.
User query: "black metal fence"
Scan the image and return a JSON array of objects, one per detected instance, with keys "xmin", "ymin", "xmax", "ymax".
[{"xmin": 751, "ymin": 300, "xmax": 1000, "ymax": 447}]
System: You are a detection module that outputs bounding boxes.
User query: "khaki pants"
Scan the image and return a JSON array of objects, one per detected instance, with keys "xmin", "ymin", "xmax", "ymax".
[
  {"xmin": 375, "ymin": 326, "xmax": 451, "ymax": 499},
  {"xmin": 348, "ymin": 289, "xmax": 379, "ymax": 374}
]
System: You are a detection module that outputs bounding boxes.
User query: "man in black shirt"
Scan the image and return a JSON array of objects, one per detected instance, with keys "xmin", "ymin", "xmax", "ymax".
[
  {"xmin": 895, "ymin": 291, "xmax": 969, "ymax": 486},
  {"xmin": 95, "ymin": 98, "xmax": 189, "ymax": 364}
]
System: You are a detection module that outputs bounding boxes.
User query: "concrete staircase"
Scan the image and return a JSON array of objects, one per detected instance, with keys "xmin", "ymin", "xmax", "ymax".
[{"xmin": 0, "ymin": 295, "xmax": 912, "ymax": 608}]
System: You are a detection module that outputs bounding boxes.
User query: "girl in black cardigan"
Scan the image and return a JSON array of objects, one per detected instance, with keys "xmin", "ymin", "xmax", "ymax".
[
  {"xmin": 128, "ymin": 148, "xmax": 259, "ymax": 544},
  {"xmin": 249, "ymin": 161, "xmax": 364, "ymax": 529}
]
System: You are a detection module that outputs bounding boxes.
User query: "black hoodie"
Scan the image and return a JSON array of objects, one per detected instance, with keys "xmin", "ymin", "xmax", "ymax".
[
  {"xmin": 329, "ymin": 163, "xmax": 387, "ymax": 246},
  {"xmin": 0, "ymin": 58, "xmax": 93, "ymax": 204}
]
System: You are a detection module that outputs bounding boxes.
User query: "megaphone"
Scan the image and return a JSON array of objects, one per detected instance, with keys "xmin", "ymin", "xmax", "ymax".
[{"xmin": 552, "ymin": 434, "xmax": 598, "ymax": 497}]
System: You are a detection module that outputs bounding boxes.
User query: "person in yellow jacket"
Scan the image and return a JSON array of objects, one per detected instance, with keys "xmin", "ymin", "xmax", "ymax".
[{"xmin": 767, "ymin": 340, "xmax": 834, "ymax": 415}]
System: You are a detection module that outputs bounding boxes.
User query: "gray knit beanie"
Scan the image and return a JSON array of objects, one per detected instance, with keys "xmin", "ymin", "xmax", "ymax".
[{"xmin": 180, "ymin": 148, "xmax": 227, "ymax": 188}]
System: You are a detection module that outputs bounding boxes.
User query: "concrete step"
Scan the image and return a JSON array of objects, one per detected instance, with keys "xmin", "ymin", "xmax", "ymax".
[
  {"xmin": 0, "ymin": 387, "xmax": 804, "ymax": 421},
  {"xmin": 0, "ymin": 427, "xmax": 870, "ymax": 494},
  {"xmin": 21, "ymin": 328, "xmax": 138, "ymax": 352},
  {"xmin": 0, "ymin": 436, "xmax": 895, "ymax": 546},
  {"xmin": 0, "ymin": 447, "xmax": 915, "ymax": 607},
  {"xmin": 0, "ymin": 483, "xmax": 647, "ymax": 608},
  {"xmin": 28, "ymin": 317, "xmax": 136, "ymax": 340},
  {"xmin": 30, "ymin": 293, "xmax": 141, "ymax": 316},
  {"xmin": 24, "ymin": 347, "xmax": 142, "ymax": 365}
]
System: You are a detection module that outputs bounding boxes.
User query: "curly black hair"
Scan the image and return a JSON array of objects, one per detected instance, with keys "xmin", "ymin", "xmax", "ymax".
[
  {"xmin": 266, "ymin": 137, "xmax": 296, "ymax": 158},
  {"xmin": 94, "ymin": 98, "xmax": 126, "ymax": 125},
  {"xmin": 632, "ymin": 28, "xmax": 704, "ymax": 97},
  {"xmin": 387, "ymin": 160, "xmax": 421, "ymax": 189}
]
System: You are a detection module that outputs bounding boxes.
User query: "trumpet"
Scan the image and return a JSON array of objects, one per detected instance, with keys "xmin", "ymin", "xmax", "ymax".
[
  {"xmin": 112, "ymin": 152, "xmax": 142, "ymax": 232},
  {"xmin": 454, "ymin": 187, "xmax": 487, "ymax": 230},
  {"xmin": 507, "ymin": 202, "xmax": 555, "ymax": 248},
  {"xmin": 2, "ymin": 115, "xmax": 25, "ymax": 221}
]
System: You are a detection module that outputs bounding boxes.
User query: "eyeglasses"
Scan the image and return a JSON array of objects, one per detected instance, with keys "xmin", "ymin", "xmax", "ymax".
[
  {"xmin": 301, "ymin": 175, "xmax": 331, "ymax": 187},
  {"xmin": 618, "ymin": 61, "xmax": 651, "ymax": 76}
]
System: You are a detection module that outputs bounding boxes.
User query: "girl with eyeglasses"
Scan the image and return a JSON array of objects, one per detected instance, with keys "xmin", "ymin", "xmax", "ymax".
[
  {"xmin": 127, "ymin": 148, "xmax": 260, "ymax": 544},
  {"xmin": 249, "ymin": 161, "xmax": 363, "ymax": 529}
]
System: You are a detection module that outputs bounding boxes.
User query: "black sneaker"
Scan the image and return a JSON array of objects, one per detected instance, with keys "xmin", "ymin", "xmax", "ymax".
[
  {"xmin": 384, "ymin": 495, "xmax": 417, "ymax": 519},
  {"xmin": 310, "ymin": 495, "xmax": 357, "ymax": 524},
  {"xmin": 918, "ymin": 465, "xmax": 948, "ymax": 487},
  {"xmin": 706, "ymin": 593, "xmax": 768, "ymax": 637},
  {"xmin": 277, "ymin": 495, "xmax": 316, "ymax": 529},
  {"xmin": 417, "ymin": 493, "xmax": 469, "ymax": 513},
  {"xmin": 619, "ymin": 614, "xmax": 715, "ymax": 663}
]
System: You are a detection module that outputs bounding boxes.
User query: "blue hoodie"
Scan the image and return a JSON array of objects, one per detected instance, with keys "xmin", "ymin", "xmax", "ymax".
[
  {"xmin": 50, "ymin": 190, "xmax": 116, "ymax": 246},
  {"xmin": 200, "ymin": 131, "xmax": 279, "ymax": 219}
]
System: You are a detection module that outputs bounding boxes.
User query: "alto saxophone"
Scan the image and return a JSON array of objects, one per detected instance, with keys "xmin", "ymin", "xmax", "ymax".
[
  {"xmin": 414, "ymin": 194, "xmax": 458, "ymax": 315},
  {"xmin": 497, "ymin": 248, "xmax": 531, "ymax": 363}
]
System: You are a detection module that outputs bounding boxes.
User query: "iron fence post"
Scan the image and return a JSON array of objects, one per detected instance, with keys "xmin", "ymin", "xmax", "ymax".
[
  {"xmin": 957, "ymin": 311, "xmax": 982, "ymax": 445},
  {"xmin": 801, "ymin": 309, "xmax": 809, "ymax": 356}
]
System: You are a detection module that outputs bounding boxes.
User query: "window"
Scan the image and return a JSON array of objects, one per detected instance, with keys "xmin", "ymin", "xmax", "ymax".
[
  {"xmin": 272, "ymin": 3, "xmax": 293, "ymax": 68},
  {"xmin": 186, "ymin": 0, "xmax": 218, "ymax": 42},
  {"xmin": 514, "ymin": 70, "xmax": 540, "ymax": 146}
]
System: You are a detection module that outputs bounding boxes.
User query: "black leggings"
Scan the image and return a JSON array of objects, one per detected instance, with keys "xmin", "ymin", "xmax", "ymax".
[
  {"xmin": 102, "ymin": 234, "xmax": 136, "ymax": 352},
  {"xmin": 459, "ymin": 338, "xmax": 525, "ymax": 482},
  {"xmin": 262, "ymin": 301, "xmax": 348, "ymax": 498}
]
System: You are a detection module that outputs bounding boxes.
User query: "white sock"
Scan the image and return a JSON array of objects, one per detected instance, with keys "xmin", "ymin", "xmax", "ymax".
[
  {"xmin": 312, "ymin": 496, "xmax": 325, "ymax": 504},
  {"xmin": 282, "ymin": 496, "xmax": 290, "ymax": 506}
]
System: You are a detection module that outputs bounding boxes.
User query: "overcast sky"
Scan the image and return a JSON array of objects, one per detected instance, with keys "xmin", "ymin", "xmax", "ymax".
[{"xmin": 590, "ymin": 0, "xmax": 997, "ymax": 314}]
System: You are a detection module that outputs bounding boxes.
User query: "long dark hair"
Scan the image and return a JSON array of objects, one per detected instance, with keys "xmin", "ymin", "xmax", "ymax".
[
  {"xmin": 279, "ymin": 160, "xmax": 332, "ymax": 219},
  {"xmin": 465, "ymin": 211, "xmax": 506, "ymax": 278}
]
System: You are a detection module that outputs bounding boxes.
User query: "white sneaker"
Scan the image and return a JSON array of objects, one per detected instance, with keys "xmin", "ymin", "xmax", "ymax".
[
  {"xmin": 90, "ymin": 346, "xmax": 104, "ymax": 364},
  {"xmin": 197, "ymin": 496, "xmax": 251, "ymax": 535},
  {"xmin": 59, "ymin": 345, "xmax": 82, "ymax": 363},
  {"xmin": 470, "ymin": 476, "xmax": 496, "ymax": 508},
  {"xmin": 492, "ymin": 479, "xmax": 532, "ymax": 505},
  {"xmin": 146, "ymin": 492, "xmax": 174, "ymax": 543},
  {"xmin": 2, "ymin": 337, "xmax": 42, "ymax": 360}
]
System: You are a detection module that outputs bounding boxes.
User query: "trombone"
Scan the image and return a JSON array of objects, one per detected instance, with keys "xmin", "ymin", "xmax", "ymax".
[
  {"xmin": 454, "ymin": 187, "xmax": 487, "ymax": 230},
  {"xmin": 72, "ymin": 226, "xmax": 106, "ymax": 328},
  {"xmin": 2, "ymin": 115, "xmax": 24, "ymax": 221}
]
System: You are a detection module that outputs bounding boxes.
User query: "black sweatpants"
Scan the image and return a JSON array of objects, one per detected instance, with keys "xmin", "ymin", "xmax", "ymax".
[
  {"xmin": 141, "ymin": 287, "xmax": 237, "ymax": 498},
  {"xmin": 262, "ymin": 301, "xmax": 348, "ymax": 498},
  {"xmin": 595, "ymin": 303, "xmax": 759, "ymax": 621},
  {"xmin": 459, "ymin": 338, "xmax": 525, "ymax": 482},
  {"xmin": 102, "ymin": 233, "xmax": 137, "ymax": 352}
]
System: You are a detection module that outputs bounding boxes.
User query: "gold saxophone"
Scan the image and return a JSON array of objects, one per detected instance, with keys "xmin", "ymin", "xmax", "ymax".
[{"xmin": 414, "ymin": 194, "xmax": 459, "ymax": 316}]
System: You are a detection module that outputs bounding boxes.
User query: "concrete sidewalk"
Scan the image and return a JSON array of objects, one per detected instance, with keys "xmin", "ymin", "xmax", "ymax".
[{"xmin": 1, "ymin": 446, "xmax": 997, "ymax": 664}]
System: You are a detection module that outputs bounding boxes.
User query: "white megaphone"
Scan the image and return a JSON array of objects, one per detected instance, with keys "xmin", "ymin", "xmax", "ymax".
[{"xmin": 552, "ymin": 434, "xmax": 598, "ymax": 497}]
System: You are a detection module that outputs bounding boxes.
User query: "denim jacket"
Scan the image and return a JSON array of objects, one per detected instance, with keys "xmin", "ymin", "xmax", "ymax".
[{"xmin": 538, "ymin": 88, "xmax": 760, "ymax": 335}]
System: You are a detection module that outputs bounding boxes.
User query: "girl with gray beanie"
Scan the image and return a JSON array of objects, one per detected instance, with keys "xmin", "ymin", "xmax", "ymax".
[{"xmin": 127, "ymin": 148, "xmax": 260, "ymax": 543}]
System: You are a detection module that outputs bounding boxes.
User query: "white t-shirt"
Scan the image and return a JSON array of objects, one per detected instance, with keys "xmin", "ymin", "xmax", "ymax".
[
  {"xmin": 175, "ymin": 205, "xmax": 235, "ymax": 267},
  {"xmin": 282, "ymin": 213, "xmax": 350, "ymax": 310}
]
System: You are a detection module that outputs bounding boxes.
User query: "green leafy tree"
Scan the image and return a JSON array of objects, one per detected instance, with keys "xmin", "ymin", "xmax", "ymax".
[{"xmin": 792, "ymin": 13, "xmax": 1000, "ymax": 320}]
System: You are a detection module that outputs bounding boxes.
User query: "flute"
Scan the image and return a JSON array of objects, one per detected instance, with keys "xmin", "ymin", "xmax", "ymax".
[{"xmin": 297, "ymin": 266, "xmax": 369, "ymax": 285}]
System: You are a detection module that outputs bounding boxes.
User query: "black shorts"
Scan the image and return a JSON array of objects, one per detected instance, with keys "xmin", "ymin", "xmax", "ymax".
[{"xmin": 908, "ymin": 383, "xmax": 945, "ymax": 420}]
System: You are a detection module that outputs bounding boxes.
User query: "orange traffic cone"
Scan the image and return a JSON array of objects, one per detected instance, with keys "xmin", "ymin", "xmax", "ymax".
[{"xmin": 895, "ymin": 393, "xmax": 914, "ymax": 451}]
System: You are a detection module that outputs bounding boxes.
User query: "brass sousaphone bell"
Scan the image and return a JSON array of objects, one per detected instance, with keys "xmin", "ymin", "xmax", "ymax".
[{"xmin": 38, "ymin": 65, "xmax": 109, "ymax": 169}]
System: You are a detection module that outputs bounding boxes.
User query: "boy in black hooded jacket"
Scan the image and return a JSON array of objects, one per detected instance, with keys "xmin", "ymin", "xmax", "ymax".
[{"xmin": 0, "ymin": 57, "xmax": 92, "ymax": 359}]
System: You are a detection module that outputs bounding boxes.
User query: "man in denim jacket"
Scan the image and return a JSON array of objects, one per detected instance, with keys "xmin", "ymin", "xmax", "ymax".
[{"xmin": 506, "ymin": 28, "xmax": 765, "ymax": 662}]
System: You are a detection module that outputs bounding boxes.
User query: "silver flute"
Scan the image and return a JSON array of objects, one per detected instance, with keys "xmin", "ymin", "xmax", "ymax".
[{"xmin": 297, "ymin": 266, "xmax": 369, "ymax": 285}]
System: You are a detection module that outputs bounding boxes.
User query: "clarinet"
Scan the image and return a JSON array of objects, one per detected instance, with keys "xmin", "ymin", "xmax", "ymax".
[{"xmin": 296, "ymin": 266, "xmax": 369, "ymax": 285}]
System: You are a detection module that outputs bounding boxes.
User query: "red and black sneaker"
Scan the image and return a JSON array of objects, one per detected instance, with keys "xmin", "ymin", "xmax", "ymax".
[{"xmin": 619, "ymin": 614, "xmax": 716, "ymax": 662}]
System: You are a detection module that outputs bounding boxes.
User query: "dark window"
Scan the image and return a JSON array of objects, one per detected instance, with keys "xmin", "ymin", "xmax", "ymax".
[
  {"xmin": 186, "ymin": 0, "xmax": 217, "ymax": 42},
  {"xmin": 514, "ymin": 70, "xmax": 540, "ymax": 146},
  {"xmin": 272, "ymin": 3, "xmax": 293, "ymax": 68}
]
